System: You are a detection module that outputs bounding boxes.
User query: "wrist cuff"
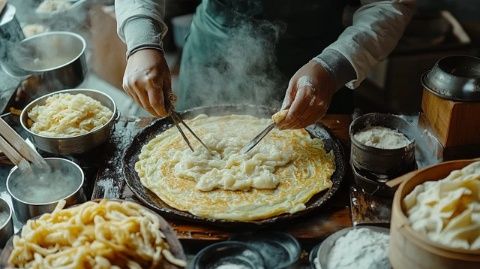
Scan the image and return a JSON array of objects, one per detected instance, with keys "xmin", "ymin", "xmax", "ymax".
[
  {"xmin": 124, "ymin": 17, "xmax": 165, "ymax": 57},
  {"xmin": 313, "ymin": 49, "xmax": 356, "ymax": 90}
]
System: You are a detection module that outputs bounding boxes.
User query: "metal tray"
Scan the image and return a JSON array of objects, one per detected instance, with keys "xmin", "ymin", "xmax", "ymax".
[{"xmin": 122, "ymin": 105, "xmax": 346, "ymax": 227}]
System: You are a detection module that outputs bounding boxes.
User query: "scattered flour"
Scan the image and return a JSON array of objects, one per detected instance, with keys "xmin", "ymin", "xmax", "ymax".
[
  {"xmin": 354, "ymin": 126, "xmax": 410, "ymax": 149},
  {"xmin": 324, "ymin": 228, "xmax": 390, "ymax": 269}
]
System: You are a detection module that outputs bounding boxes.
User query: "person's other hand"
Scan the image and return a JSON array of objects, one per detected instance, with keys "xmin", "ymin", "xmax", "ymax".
[
  {"xmin": 123, "ymin": 49, "xmax": 172, "ymax": 117},
  {"xmin": 276, "ymin": 60, "xmax": 336, "ymax": 129}
]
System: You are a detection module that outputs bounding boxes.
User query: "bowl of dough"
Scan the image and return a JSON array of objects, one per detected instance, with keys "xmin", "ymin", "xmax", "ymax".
[
  {"xmin": 20, "ymin": 88, "xmax": 117, "ymax": 155},
  {"xmin": 390, "ymin": 159, "xmax": 480, "ymax": 269}
]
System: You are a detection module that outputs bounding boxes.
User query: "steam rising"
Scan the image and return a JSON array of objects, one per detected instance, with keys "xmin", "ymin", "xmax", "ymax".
[
  {"xmin": 9, "ymin": 160, "xmax": 82, "ymax": 204},
  {"xmin": 0, "ymin": 0, "xmax": 89, "ymax": 70},
  {"xmin": 179, "ymin": 18, "xmax": 286, "ymax": 110}
]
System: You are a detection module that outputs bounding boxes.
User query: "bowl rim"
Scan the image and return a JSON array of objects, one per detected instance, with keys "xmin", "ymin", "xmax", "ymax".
[
  {"xmin": 395, "ymin": 159, "xmax": 480, "ymax": 255},
  {"xmin": 0, "ymin": 198, "xmax": 12, "ymax": 230},
  {"xmin": 421, "ymin": 55, "xmax": 480, "ymax": 102},
  {"xmin": 6, "ymin": 157, "xmax": 85, "ymax": 206},
  {"xmin": 349, "ymin": 113, "xmax": 416, "ymax": 153},
  {"xmin": 314, "ymin": 226, "xmax": 390, "ymax": 269},
  {"xmin": 435, "ymin": 55, "xmax": 480, "ymax": 79},
  {"xmin": 20, "ymin": 88, "xmax": 118, "ymax": 140},
  {"xmin": 192, "ymin": 240, "xmax": 266, "ymax": 269},
  {"xmin": 13, "ymin": 31, "xmax": 86, "ymax": 73},
  {"xmin": 229, "ymin": 231, "xmax": 301, "ymax": 268}
]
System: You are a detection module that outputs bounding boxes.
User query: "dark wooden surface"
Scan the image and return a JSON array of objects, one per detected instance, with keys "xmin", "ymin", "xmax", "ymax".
[{"xmin": 91, "ymin": 114, "xmax": 376, "ymax": 244}]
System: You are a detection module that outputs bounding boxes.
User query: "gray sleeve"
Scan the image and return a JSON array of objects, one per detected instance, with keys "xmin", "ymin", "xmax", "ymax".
[
  {"xmin": 115, "ymin": 0, "xmax": 168, "ymax": 57},
  {"xmin": 314, "ymin": 0, "xmax": 416, "ymax": 89}
]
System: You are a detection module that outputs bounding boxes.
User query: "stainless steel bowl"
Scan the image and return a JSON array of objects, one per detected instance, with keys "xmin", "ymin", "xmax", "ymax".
[
  {"xmin": 230, "ymin": 232, "xmax": 301, "ymax": 269},
  {"xmin": 422, "ymin": 55, "xmax": 480, "ymax": 101},
  {"xmin": 2, "ymin": 31, "xmax": 87, "ymax": 97},
  {"xmin": 6, "ymin": 158, "xmax": 86, "ymax": 223},
  {"xmin": 20, "ymin": 89, "xmax": 117, "ymax": 155},
  {"xmin": 192, "ymin": 241, "xmax": 265, "ymax": 269},
  {"xmin": 0, "ymin": 198, "xmax": 13, "ymax": 248}
]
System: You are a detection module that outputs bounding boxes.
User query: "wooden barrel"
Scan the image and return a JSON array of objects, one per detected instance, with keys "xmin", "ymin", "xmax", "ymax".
[{"xmin": 389, "ymin": 159, "xmax": 480, "ymax": 269}]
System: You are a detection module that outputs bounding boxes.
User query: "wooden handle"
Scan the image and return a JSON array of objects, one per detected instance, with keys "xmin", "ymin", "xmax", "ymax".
[
  {"xmin": 386, "ymin": 169, "xmax": 421, "ymax": 189},
  {"xmin": 0, "ymin": 0, "xmax": 7, "ymax": 14},
  {"xmin": 0, "ymin": 136, "xmax": 25, "ymax": 166},
  {"xmin": 386, "ymin": 158, "xmax": 480, "ymax": 189},
  {"xmin": 0, "ymin": 118, "xmax": 45, "ymax": 166}
]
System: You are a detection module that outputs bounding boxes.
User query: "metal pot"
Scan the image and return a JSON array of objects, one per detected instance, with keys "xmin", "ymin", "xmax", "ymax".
[
  {"xmin": 0, "ymin": 198, "xmax": 13, "ymax": 248},
  {"xmin": 350, "ymin": 113, "xmax": 416, "ymax": 177},
  {"xmin": 1, "ymin": 31, "xmax": 87, "ymax": 99},
  {"xmin": 6, "ymin": 158, "xmax": 86, "ymax": 223},
  {"xmin": 20, "ymin": 89, "xmax": 117, "ymax": 155},
  {"xmin": 422, "ymin": 55, "xmax": 480, "ymax": 101},
  {"xmin": 0, "ymin": 4, "xmax": 25, "ymax": 56}
]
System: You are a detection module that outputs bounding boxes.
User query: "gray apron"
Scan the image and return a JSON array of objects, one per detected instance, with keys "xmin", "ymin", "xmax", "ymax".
[{"xmin": 177, "ymin": 0, "xmax": 348, "ymax": 110}]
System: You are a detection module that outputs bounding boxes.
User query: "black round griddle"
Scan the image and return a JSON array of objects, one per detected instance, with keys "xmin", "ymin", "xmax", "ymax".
[{"xmin": 122, "ymin": 105, "xmax": 346, "ymax": 227}]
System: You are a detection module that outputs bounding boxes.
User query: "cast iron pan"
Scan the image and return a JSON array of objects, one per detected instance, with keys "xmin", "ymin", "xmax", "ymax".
[{"xmin": 123, "ymin": 105, "xmax": 346, "ymax": 227}]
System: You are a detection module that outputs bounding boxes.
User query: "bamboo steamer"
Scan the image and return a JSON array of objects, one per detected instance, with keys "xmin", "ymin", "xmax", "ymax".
[{"xmin": 389, "ymin": 159, "xmax": 480, "ymax": 269}]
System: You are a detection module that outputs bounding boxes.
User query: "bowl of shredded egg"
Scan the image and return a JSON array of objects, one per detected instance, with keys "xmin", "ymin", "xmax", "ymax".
[
  {"xmin": 390, "ymin": 159, "xmax": 480, "ymax": 269},
  {"xmin": 20, "ymin": 88, "xmax": 117, "ymax": 155}
]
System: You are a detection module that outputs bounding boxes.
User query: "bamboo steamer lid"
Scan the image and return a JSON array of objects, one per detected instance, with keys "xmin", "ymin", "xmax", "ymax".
[{"xmin": 389, "ymin": 159, "xmax": 480, "ymax": 269}]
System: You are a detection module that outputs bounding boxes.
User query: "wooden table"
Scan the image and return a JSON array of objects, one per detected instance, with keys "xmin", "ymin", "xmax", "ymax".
[{"xmin": 91, "ymin": 114, "xmax": 355, "ymax": 246}]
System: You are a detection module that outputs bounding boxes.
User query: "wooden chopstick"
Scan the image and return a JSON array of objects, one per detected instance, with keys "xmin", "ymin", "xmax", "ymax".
[
  {"xmin": 0, "ymin": 135, "xmax": 28, "ymax": 167},
  {"xmin": 0, "ymin": 118, "xmax": 45, "ymax": 166}
]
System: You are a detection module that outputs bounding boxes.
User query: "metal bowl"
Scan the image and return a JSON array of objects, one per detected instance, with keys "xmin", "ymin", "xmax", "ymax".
[
  {"xmin": 6, "ymin": 158, "xmax": 86, "ymax": 223},
  {"xmin": 230, "ymin": 232, "xmax": 301, "ymax": 269},
  {"xmin": 192, "ymin": 241, "xmax": 265, "ymax": 269},
  {"xmin": 2, "ymin": 31, "xmax": 87, "ymax": 97},
  {"xmin": 350, "ymin": 113, "xmax": 416, "ymax": 177},
  {"xmin": 0, "ymin": 198, "xmax": 13, "ymax": 248},
  {"xmin": 20, "ymin": 88, "xmax": 117, "ymax": 155},
  {"xmin": 422, "ymin": 55, "xmax": 480, "ymax": 101},
  {"xmin": 310, "ymin": 226, "xmax": 390, "ymax": 269}
]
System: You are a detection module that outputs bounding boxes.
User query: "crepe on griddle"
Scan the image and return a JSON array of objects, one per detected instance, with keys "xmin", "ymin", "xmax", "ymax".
[{"xmin": 135, "ymin": 114, "xmax": 335, "ymax": 221}]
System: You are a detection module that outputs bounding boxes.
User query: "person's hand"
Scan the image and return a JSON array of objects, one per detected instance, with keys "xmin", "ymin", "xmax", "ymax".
[
  {"xmin": 123, "ymin": 49, "xmax": 172, "ymax": 117},
  {"xmin": 276, "ymin": 60, "xmax": 336, "ymax": 129}
]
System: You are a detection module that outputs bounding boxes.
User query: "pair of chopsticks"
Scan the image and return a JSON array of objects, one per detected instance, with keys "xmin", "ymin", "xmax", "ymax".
[
  {"xmin": 166, "ymin": 93, "xmax": 209, "ymax": 152},
  {"xmin": 239, "ymin": 110, "xmax": 288, "ymax": 154},
  {"xmin": 170, "ymin": 110, "xmax": 210, "ymax": 152},
  {"xmin": 0, "ymin": 118, "xmax": 46, "ymax": 169}
]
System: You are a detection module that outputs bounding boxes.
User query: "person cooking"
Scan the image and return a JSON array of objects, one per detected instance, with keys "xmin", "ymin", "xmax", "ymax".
[{"xmin": 115, "ymin": 0, "xmax": 415, "ymax": 129}]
